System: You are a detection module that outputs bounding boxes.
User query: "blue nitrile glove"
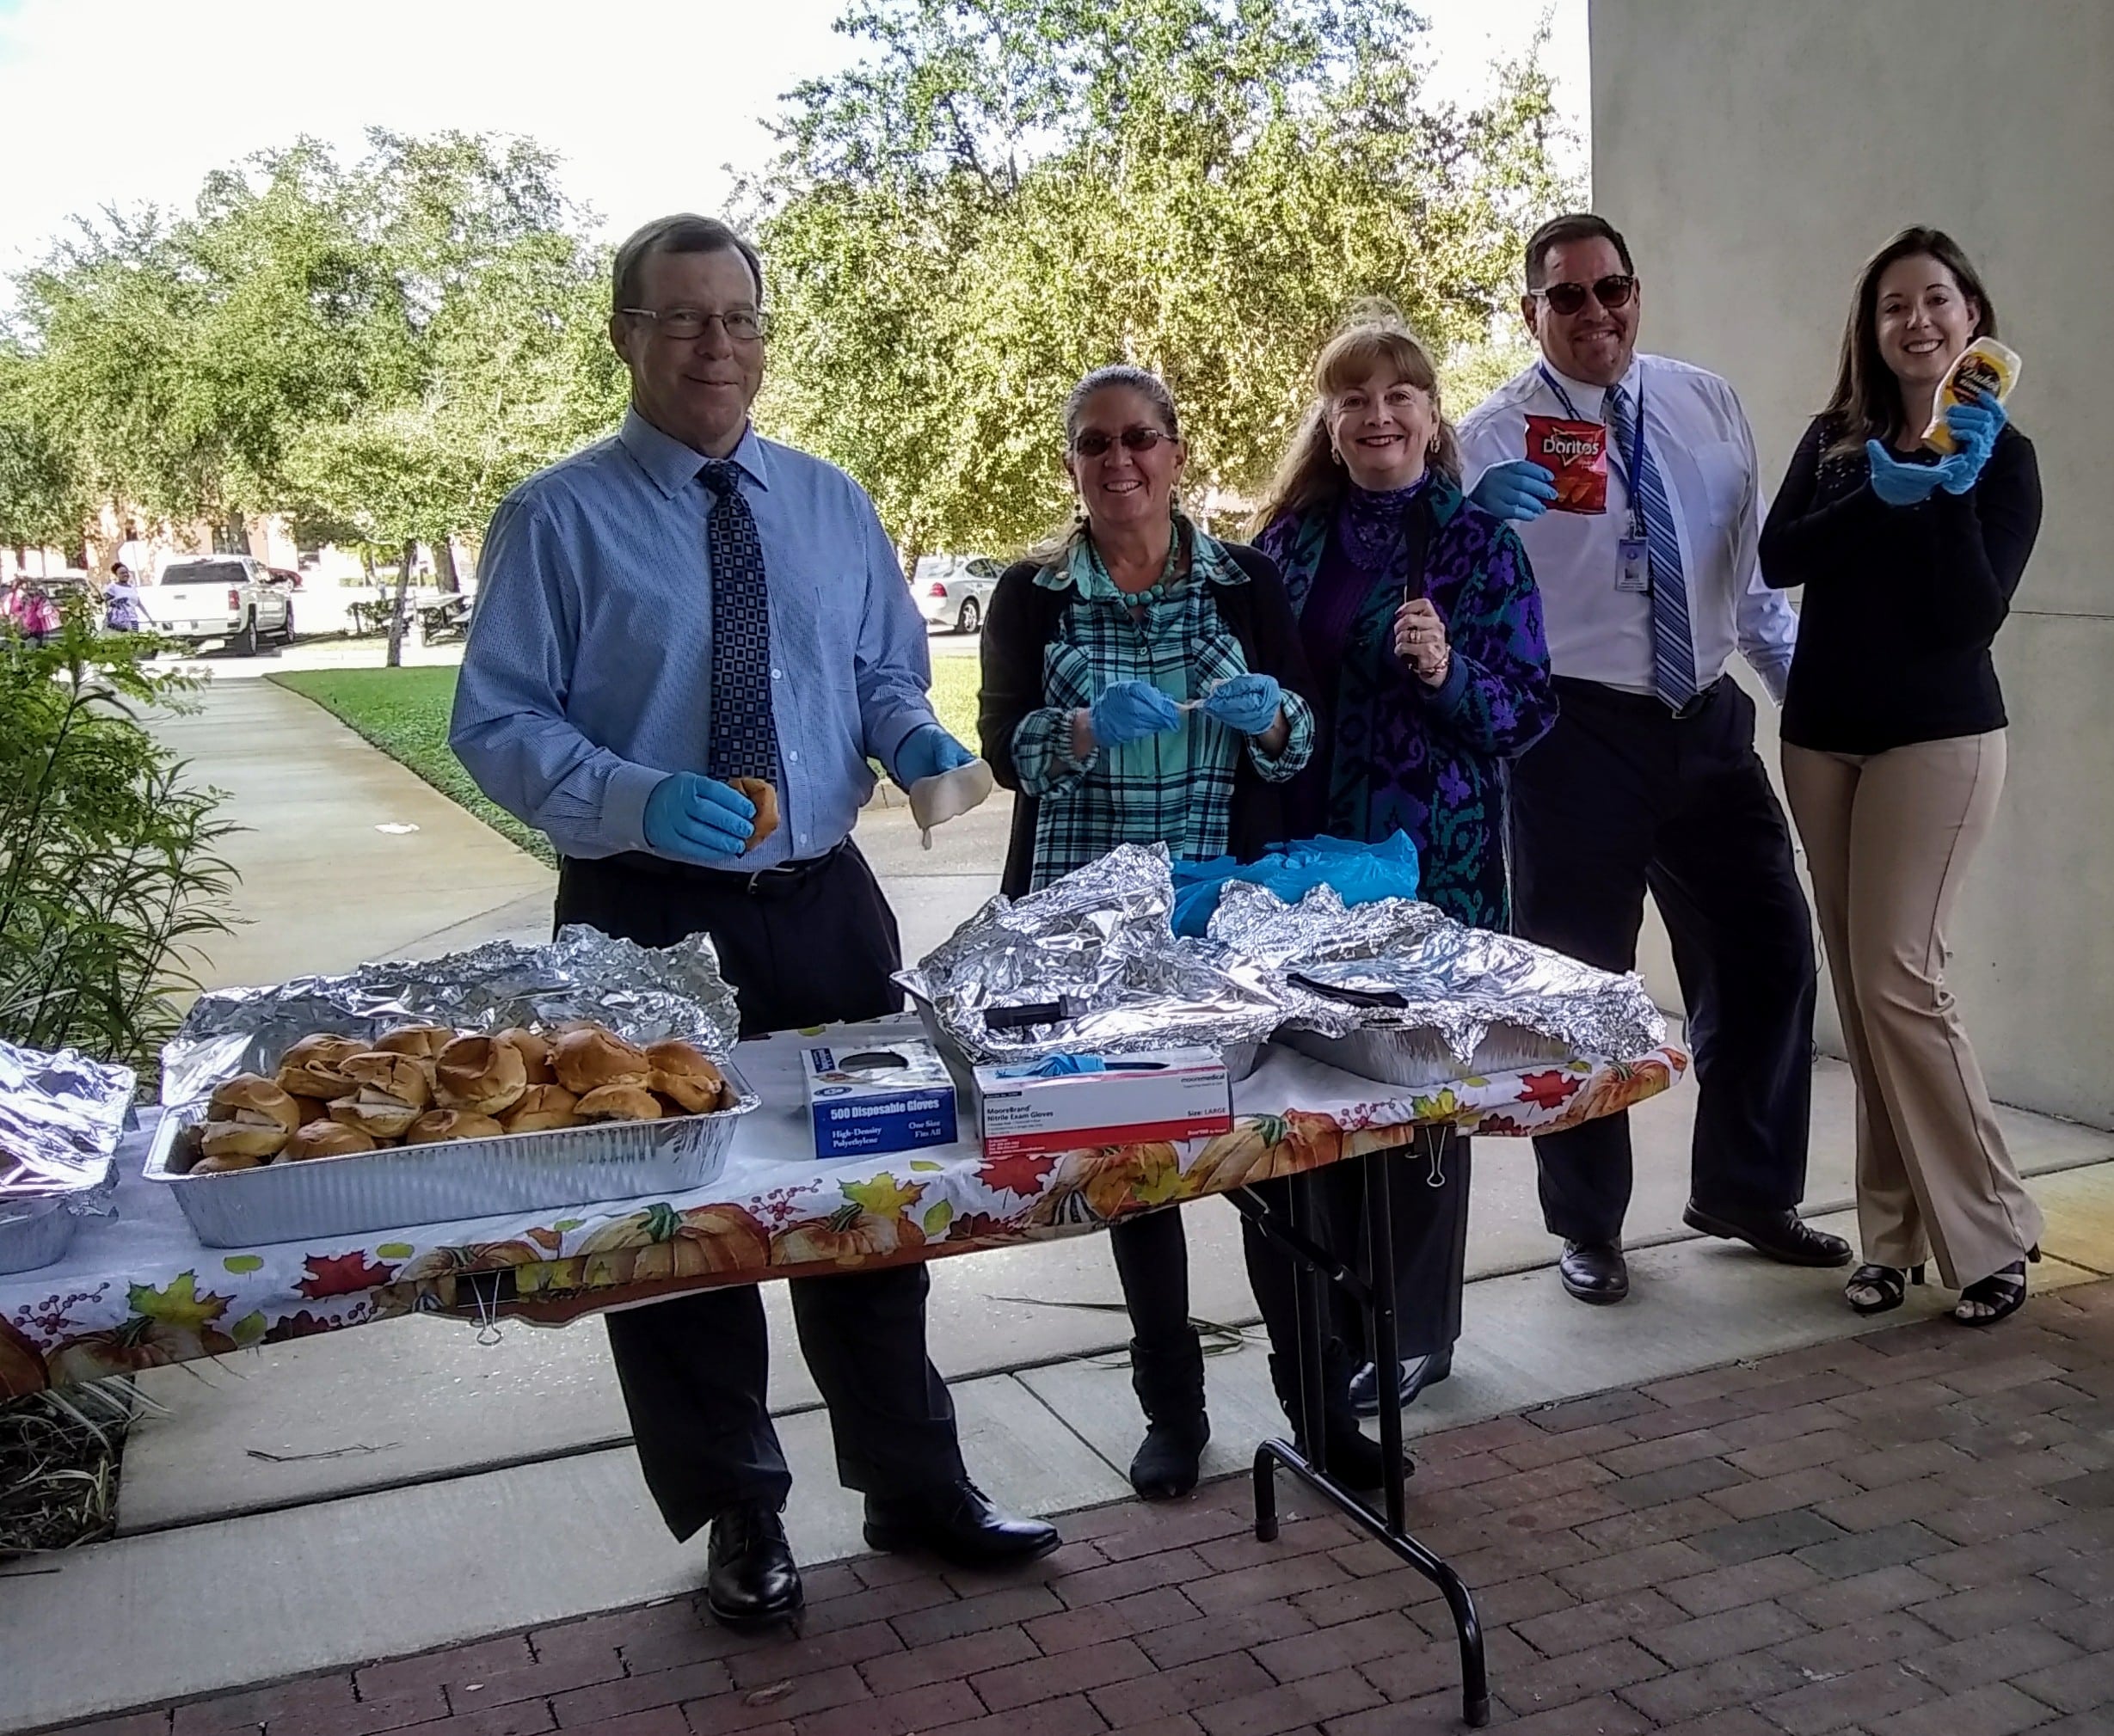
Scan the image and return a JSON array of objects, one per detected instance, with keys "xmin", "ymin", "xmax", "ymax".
[
  {"xmin": 1469, "ymin": 459, "xmax": 1560, "ymax": 523},
  {"xmin": 642, "ymin": 772, "xmax": 755, "ymax": 862},
  {"xmin": 896, "ymin": 723, "xmax": 976, "ymax": 785},
  {"xmin": 1201, "ymin": 672, "xmax": 1284, "ymax": 735},
  {"xmin": 1088, "ymin": 679, "xmax": 1183, "ymax": 747},
  {"xmin": 1865, "ymin": 440, "xmax": 1945, "ymax": 508},
  {"xmin": 1937, "ymin": 391, "xmax": 2007, "ymax": 495},
  {"xmin": 997, "ymin": 1053, "xmax": 1110, "ymax": 1077}
]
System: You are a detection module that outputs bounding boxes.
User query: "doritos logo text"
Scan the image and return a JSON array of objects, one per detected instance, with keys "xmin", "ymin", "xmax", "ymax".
[{"xmin": 1526, "ymin": 414, "xmax": 1609, "ymax": 514}]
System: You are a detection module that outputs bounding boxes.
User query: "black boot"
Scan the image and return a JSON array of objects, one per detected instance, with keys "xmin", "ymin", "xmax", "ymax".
[
  {"xmin": 1268, "ymin": 1348, "xmax": 1400, "ymax": 1494},
  {"xmin": 1128, "ymin": 1331, "xmax": 1209, "ymax": 1500}
]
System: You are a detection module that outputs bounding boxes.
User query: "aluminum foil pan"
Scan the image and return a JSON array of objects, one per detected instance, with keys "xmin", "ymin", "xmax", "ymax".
[
  {"xmin": 903, "ymin": 989, "xmax": 1266, "ymax": 1096},
  {"xmin": 162, "ymin": 925, "xmax": 741, "ymax": 1109},
  {"xmin": 1210, "ymin": 883, "xmax": 1666, "ymax": 1070},
  {"xmin": 0, "ymin": 1037, "xmax": 134, "ymax": 1199},
  {"xmin": 897, "ymin": 844, "xmax": 1290, "ymax": 1063},
  {"xmin": 144, "ymin": 1064, "xmax": 757, "ymax": 1248}
]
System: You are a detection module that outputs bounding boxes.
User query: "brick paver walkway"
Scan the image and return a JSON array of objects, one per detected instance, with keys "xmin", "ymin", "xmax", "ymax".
[{"xmin": 50, "ymin": 1283, "xmax": 2114, "ymax": 1736}]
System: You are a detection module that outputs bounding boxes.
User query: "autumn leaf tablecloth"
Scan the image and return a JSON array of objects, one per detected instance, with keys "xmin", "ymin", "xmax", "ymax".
[{"xmin": 0, "ymin": 1021, "xmax": 1685, "ymax": 1397}]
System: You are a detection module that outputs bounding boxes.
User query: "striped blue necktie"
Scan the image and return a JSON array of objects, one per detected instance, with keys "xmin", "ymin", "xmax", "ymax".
[
  {"xmin": 1605, "ymin": 384, "xmax": 1699, "ymax": 708},
  {"xmin": 699, "ymin": 459, "xmax": 783, "ymax": 783}
]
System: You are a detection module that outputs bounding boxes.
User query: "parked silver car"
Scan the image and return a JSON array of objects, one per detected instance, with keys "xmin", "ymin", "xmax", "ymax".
[{"xmin": 912, "ymin": 555, "xmax": 999, "ymax": 634}]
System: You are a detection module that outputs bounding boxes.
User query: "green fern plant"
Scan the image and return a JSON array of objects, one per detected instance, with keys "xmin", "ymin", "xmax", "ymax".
[{"xmin": 0, "ymin": 601, "xmax": 237, "ymax": 1085}]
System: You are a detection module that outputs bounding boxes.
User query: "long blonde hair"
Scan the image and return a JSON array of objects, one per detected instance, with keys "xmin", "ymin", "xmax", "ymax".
[{"xmin": 1250, "ymin": 305, "xmax": 1462, "ymax": 536}]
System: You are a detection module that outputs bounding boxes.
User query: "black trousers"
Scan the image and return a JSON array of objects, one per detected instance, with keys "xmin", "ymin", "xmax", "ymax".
[
  {"xmin": 1240, "ymin": 1136, "xmax": 1472, "ymax": 1375},
  {"xmin": 556, "ymin": 843, "xmax": 966, "ymax": 1542},
  {"xmin": 1509, "ymin": 677, "xmax": 1816, "ymax": 1244}
]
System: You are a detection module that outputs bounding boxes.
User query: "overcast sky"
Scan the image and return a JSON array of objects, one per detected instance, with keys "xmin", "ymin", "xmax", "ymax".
[{"xmin": 0, "ymin": 0, "xmax": 1587, "ymax": 277}]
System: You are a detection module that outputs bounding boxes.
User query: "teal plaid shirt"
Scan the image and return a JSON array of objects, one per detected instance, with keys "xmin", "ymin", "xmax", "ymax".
[{"xmin": 1011, "ymin": 523, "xmax": 1314, "ymax": 890}]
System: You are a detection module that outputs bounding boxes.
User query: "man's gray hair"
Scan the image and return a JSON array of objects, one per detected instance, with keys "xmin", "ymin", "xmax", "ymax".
[{"xmin": 611, "ymin": 215, "xmax": 765, "ymax": 314}]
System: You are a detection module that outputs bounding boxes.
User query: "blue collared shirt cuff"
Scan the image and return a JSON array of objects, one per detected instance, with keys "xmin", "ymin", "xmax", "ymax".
[
  {"xmin": 604, "ymin": 759, "xmax": 667, "ymax": 857},
  {"xmin": 875, "ymin": 707, "xmax": 941, "ymax": 783}
]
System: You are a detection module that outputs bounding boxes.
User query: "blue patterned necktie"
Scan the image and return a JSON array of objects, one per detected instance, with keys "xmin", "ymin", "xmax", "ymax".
[
  {"xmin": 699, "ymin": 459, "xmax": 782, "ymax": 783},
  {"xmin": 1605, "ymin": 383, "xmax": 1699, "ymax": 708}
]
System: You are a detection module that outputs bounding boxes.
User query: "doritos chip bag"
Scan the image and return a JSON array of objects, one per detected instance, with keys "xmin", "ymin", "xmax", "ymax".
[{"xmin": 1526, "ymin": 415, "xmax": 1609, "ymax": 514}]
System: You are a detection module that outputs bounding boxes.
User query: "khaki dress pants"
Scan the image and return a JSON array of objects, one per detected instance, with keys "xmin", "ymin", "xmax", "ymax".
[{"xmin": 1781, "ymin": 732, "xmax": 2042, "ymax": 1289}]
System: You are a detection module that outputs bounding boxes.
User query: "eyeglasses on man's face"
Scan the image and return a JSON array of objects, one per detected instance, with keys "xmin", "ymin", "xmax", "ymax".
[
  {"xmin": 1071, "ymin": 426, "xmax": 1174, "ymax": 459},
  {"xmin": 623, "ymin": 306, "xmax": 770, "ymax": 343},
  {"xmin": 1531, "ymin": 274, "xmax": 1638, "ymax": 317}
]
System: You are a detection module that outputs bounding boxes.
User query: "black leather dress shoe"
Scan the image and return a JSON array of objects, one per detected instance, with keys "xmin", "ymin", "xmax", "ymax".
[
  {"xmin": 1559, "ymin": 1240, "xmax": 1630, "ymax": 1304},
  {"xmin": 705, "ymin": 1501, "xmax": 803, "ymax": 1629},
  {"xmin": 863, "ymin": 1481, "xmax": 1061, "ymax": 1567},
  {"xmin": 1349, "ymin": 1347, "xmax": 1454, "ymax": 1416},
  {"xmin": 1683, "ymin": 1203, "xmax": 1853, "ymax": 1267}
]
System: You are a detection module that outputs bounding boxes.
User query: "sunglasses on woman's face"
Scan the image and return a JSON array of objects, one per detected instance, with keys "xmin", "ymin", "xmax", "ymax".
[
  {"xmin": 1532, "ymin": 273, "xmax": 1638, "ymax": 316},
  {"xmin": 1072, "ymin": 426, "xmax": 1173, "ymax": 458}
]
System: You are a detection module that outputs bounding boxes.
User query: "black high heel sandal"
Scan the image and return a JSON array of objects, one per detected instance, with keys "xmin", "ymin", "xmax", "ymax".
[
  {"xmin": 1845, "ymin": 1263, "xmax": 1924, "ymax": 1316},
  {"xmin": 1953, "ymin": 1247, "xmax": 2039, "ymax": 1327}
]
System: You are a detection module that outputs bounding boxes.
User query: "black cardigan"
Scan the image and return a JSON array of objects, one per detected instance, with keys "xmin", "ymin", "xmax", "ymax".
[
  {"xmin": 1759, "ymin": 416, "xmax": 2042, "ymax": 755},
  {"xmin": 978, "ymin": 540, "xmax": 1318, "ymax": 899}
]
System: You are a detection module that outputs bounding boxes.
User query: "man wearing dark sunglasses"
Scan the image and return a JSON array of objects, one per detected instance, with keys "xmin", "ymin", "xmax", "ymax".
[{"xmin": 1459, "ymin": 212, "xmax": 1847, "ymax": 1310}]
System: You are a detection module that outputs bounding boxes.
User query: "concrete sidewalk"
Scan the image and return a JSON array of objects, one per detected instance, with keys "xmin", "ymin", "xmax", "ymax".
[{"xmin": 34, "ymin": 1281, "xmax": 2114, "ymax": 1736}]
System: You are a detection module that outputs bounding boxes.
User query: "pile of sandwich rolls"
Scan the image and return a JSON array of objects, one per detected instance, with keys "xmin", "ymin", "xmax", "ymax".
[{"xmin": 187, "ymin": 1023, "xmax": 738, "ymax": 1172}]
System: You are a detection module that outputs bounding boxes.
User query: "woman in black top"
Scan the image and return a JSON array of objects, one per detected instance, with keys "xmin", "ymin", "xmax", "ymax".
[{"xmin": 1760, "ymin": 227, "xmax": 2043, "ymax": 1327}]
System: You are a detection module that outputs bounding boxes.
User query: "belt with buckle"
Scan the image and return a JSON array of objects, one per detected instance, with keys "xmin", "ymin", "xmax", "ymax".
[{"xmin": 588, "ymin": 839, "xmax": 848, "ymax": 895}]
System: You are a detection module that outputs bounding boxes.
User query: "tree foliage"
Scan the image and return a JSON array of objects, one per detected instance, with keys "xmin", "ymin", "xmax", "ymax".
[
  {"xmin": 5, "ymin": 131, "xmax": 624, "ymax": 560},
  {"xmin": 750, "ymin": 0, "xmax": 1576, "ymax": 557}
]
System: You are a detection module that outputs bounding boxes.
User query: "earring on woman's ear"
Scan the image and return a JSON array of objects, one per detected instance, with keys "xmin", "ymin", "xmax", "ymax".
[{"xmin": 1329, "ymin": 445, "xmax": 1344, "ymax": 467}]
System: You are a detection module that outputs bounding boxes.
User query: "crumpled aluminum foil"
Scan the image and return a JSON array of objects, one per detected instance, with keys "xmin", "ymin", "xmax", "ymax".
[
  {"xmin": 1208, "ymin": 882, "xmax": 1667, "ymax": 1065},
  {"xmin": 0, "ymin": 1037, "xmax": 135, "ymax": 1212},
  {"xmin": 161, "ymin": 924, "xmax": 742, "ymax": 1107},
  {"xmin": 898, "ymin": 844, "xmax": 1291, "ymax": 1062}
]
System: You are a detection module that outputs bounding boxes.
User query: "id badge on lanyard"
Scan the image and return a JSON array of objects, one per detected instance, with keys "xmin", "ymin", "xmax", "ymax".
[{"xmin": 1540, "ymin": 365, "xmax": 1652, "ymax": 595}]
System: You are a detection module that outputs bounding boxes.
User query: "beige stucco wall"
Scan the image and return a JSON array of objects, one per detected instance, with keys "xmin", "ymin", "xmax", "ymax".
[{"xmin": 1591, "ymin": 0, "xmax": 2114, "ymax": 1126}]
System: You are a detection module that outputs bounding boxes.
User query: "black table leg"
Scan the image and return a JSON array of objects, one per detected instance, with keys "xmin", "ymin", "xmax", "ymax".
[{"xmin": 1237, "ymin": 1126, "xmax": 1489, "ymax": 1727}]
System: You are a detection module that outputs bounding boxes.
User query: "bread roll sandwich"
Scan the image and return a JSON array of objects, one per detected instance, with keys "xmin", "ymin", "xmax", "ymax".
[
  {"xmin": 285, "ymin": 1120, "xmax": 379, "ymax": 1161},
  {"xmin": 433, "ymin": 1034, "xmax": 529, "ymax": 1115},
  {"xmin": 275, "ymin": 1034, "xmax": 366, "ymax": 1101},
  {"xmin": 373, "ymin": 1024, "xmax": 454, "ymax": 1089},
  {"xmin": 501, "ymin": 1084, "xmax": 580, "ymax": 1134},
  {"xmin": 550, "ymin": 1026, "xmax": 651, "ymax": 1095},
  {"xmin": 200, "ymin": 1074, "xmax": 302, "ymax": 1161},
  {"xmin": 645, "ymin": 1039, "xmax": 730, "ymax": 1113},
  {"xmin": 329, "ymin": 1051, "xmax": 433, "ymax": 1139},
  {"xmin": 728, "ymin": 777, "xmax": 779, "ymax": 849},
  {"xmin": 404, "ymin": 1109, "xmax": 507, "ymax": 1144},
  {"xmin": 574, "ymin": 1083, "xmax": 665, "ymax": 1122},
  {"xmin": 495, "ymin": 1027, "xmax": 556, "ymax": 1085}
]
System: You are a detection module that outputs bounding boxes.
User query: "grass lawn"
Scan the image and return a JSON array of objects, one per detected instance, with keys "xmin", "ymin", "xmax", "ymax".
[{"xmin": 270, "ymin": 652, "xmax": 985, "ymax": 866}]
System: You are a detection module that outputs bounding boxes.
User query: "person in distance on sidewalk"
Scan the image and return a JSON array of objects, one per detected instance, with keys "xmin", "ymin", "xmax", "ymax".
[
  {"xmin": 1458, "ymin": 212, "xmax": 1851, "ymax": 1306},
  {"xmin": 452, "ymin": 213, "xmax": 1057, "ymax": 1633}
]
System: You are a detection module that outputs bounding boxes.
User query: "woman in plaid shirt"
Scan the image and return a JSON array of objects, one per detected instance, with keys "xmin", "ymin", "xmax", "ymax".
[{"xmin": 980, "ymin": 364, "xmax": 1325, "ymax": 1503}]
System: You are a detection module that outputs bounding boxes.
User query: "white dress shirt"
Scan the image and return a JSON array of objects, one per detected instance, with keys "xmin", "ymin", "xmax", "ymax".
[{"xmin": 1457, "ymin": 353, "xmax": 1796, "ymax": 702}]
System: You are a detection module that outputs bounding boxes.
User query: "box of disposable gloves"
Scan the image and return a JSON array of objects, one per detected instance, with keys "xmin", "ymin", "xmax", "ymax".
[
  {"xmin": 802, "ymin": 1040, "xmax": 959, "ymax": 1159},
  {"xmin": 972, "ymin": 1048, "xmax": 1232, "ymax": 1159}
]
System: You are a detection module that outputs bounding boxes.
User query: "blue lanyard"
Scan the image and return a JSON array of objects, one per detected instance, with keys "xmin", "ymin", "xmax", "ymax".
[{"xmin": 1539, "ymin": 364, "xmax": 1647, "ymax": 534}]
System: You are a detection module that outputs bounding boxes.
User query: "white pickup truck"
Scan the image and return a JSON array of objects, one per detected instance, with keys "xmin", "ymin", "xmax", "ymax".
[{"xmin": 137, "ymin": 555, "xmax": 296, "ymax": 654}]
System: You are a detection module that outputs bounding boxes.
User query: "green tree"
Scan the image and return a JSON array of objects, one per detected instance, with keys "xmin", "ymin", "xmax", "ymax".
[
  {"xmin": 14, "ymin": 144, "xmax": 394, "ymax": 540},
  {"xmin": 751, "ymin": 0, "xmax": 1576, "ymax": 559},
  {"xmin": 0, "ymin": 347, "xmax": 91, "ymax": 562}
]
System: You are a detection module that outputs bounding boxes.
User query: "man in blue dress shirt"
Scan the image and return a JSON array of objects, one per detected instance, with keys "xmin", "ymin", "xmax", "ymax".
[{"xmin": 452, "ymin": 214, "xmax": 1057, "ymax": 1629}]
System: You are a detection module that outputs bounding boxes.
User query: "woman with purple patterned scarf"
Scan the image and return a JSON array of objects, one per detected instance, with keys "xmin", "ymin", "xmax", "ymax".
[{"xmin": 1248, "ymin": 306, "xmax": 1557, "ymax": 1420}]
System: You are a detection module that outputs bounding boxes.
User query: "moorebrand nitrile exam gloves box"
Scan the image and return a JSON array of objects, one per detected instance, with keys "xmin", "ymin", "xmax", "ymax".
[{"xmin": 802, "ymin": 1041, "xmax": 960, "ymax": 1159}]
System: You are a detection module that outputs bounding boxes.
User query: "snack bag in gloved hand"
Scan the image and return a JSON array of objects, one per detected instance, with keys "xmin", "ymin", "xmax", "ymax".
[{"xmin": 1922, "ymin": 338, "xmax": 2021, "ymax": 454}]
